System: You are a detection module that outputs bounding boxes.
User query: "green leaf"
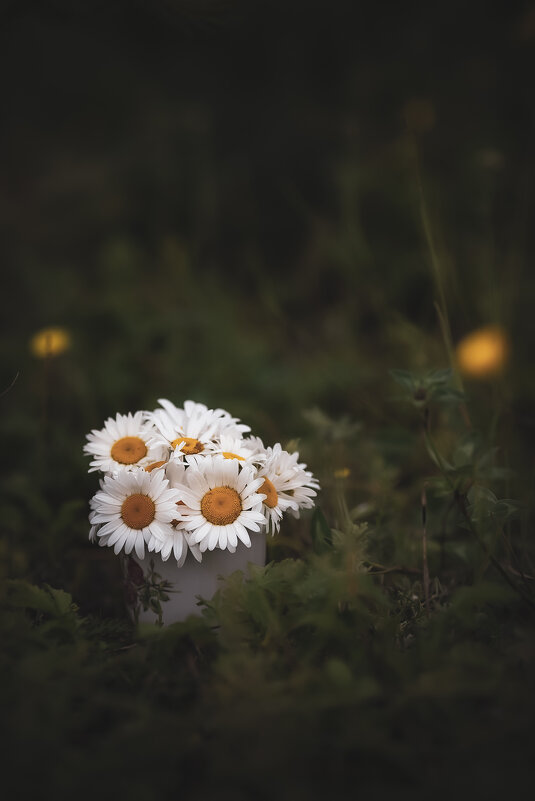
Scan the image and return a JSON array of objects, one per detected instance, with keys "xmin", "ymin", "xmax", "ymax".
[
  {"xmin": 492, "ymin": 499, "xmax": 522, "ymax": 521},
  {"xmin": 6, "ymin": 580, "xmax": 75, "ymax": 618},
  {"xmin": 388, "ymin": 369, "xmax": 416, "ymax": 390},
  {"xmin": 433, "ymin": 387, "xmax": 466, "ymax": 404},
  {"xmin": 424, "ymin": 436, "xmax": 454, "ymax": 472},
  {"xmin": 424, "ymin": 368, "xmax": 454, "ymax": 385},
  {"xmin": 468, "ymin": 485, "xmax": 498, "ymax": 505}
]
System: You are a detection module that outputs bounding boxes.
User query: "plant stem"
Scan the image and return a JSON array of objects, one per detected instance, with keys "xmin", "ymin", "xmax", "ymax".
[
  {"xmin": 0, "ymin": 371, "xmax": 19, "ymax": 399},
  {"xmin": 366, "ymin": 562, "xmax": 422, "ymax": 576},
  {"xmin": 410, "ymin": 133, "xmax": 472, "ymax": 429},
  {"xmin": 421, "ymin": 485, "xmax": 430, "ymax": 616},
  {"xmin": 454, "ymin": 492, "xmax": 535, "ymax": 610},
  {"xmin": 424, "ymin": 427, "xmax": 535, "ymax": 611}
]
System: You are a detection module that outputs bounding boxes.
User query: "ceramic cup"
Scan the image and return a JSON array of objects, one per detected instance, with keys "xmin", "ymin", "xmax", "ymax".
[{"xmin": 123, "ymin": 532, "xmax": 266, "ymax": 625}]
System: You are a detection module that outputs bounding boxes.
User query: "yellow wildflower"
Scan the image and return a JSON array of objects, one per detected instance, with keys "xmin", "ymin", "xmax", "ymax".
[
  {"xmin": 30, "ymin": 327, "xmax": 71, "ymax": 358},
  {"xmin": 456, "ymin": 325, "xmax": 509, "ymax": 378}
]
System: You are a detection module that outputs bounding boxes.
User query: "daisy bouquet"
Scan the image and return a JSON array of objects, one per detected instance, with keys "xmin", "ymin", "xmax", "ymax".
[{"xmin": 84, "ymin": 399, "xmax": 319, "ymax": 568}]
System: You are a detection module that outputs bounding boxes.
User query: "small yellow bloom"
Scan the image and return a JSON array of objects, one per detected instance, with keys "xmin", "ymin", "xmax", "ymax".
[
  {"xmin": 456, "ymin": 325, "xmax": 509, "ymax": 378},
  {"xmin": 334, "ymin": 468, "xmax": 351, "ymax": 480},
  {"xmin": 30, "ymin": 327, "xmax": 71, "ymax": 358}
]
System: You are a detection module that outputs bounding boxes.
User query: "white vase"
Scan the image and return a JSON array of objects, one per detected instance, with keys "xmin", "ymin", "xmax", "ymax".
[{"xmin": 123, "ymin": 533, "xmax": 266, "ymax": 625}]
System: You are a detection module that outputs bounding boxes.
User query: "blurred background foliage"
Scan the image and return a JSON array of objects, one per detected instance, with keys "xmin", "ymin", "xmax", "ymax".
[{"xmin": 1, "ymin": 1, "xmax": 535, "ymax": 798}]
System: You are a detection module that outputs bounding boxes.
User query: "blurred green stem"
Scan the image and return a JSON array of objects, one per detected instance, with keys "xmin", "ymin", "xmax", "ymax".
[
  {"xmin": 409, "ymin": 134, "xmax": 472, "ymax": 428},
  {"xmin": 0, "ymin": 371, "xmax": 19, "ymax": 399},
  {"xmin": 334, "ymin": 481, "xmax": 353, "ymax": 532},
  {"xmin": 421, "ymin": 485, "xmax": 430, "ymax": 615}
]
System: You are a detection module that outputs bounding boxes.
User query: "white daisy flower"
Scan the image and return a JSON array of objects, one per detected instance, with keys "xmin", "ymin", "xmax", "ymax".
[
  {"xmin": 88, "ymin": 469, "xmax": 184, "ymax": 560},
  {"xmin": 258, "ymin": 443, "xmax": 318, "ymax": 527},
  {"xmin": 178, "ymin": 400, "xmax": 251, "ymax": 438},
  {"xmin": 147, "ymin": 398, "xmax": 252, "ymax": 459},
  {"xmin": 210, "ymin": 405, "xmax": 251, "ymax": 438},
  {"xmin": 88, "ymin": 476, "xmax": 106, "ymax": 543},
  {"xmin": 202, "ymin": 432, "xmax": 265, "ymax": 465},
  {"xmin": 288, "ymin": 456, "xmax": 320, "ymax": 517},
  {"xmin": 147, "ymin": 522, "xmax": 198, "ymax": 567},
  {"xmin": 84, "ymin": 411, "xmax": 166, "ymax": 474},
  {"xmin": 178, "ymin": 455, "xmax": 266, "ymax": 553},
  {"xmin": 146, "ymin": 398, "xmax": 236, "ymax": 459},
  {"xmin": 243, "ymin": 435, "xmax": 268, "ymax": 459},
  {"xmin": 148, "ymin": 459, "xmax": 203, "ymax": 565}
]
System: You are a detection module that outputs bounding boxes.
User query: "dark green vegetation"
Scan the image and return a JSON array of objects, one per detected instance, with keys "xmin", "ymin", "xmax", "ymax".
[{"xmin": 1, "ymin": 2, "xmax": 535, "ymax": 798}]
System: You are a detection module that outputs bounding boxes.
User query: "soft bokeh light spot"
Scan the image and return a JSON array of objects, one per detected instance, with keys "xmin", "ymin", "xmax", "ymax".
[
  {"xmin": 456, "ymin": 325, "xmax": 509, "ymax": 378},
  {"xmin": 30, "ymin": 326, "xmax": 71, "ymax": 358}
]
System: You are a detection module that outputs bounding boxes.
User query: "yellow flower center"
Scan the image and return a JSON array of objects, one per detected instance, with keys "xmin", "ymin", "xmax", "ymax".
[
  {"xmin": 145, "ymin": 460, "xmax": 166, "ymax": 473},
  {"xmin": 201, "ymin": 486, "xmax": 242, "ymax": 525},
  {"xmin": 259, "ymin": 478, "xmax": 278, "ymax": 508},
  {"xmin": 171, "ymin": 436, "xmax": 204, "ymax": 454},
  {"xmin": 111, "ymin": 436, "xmax": 148, "ymax": 465},
  {"xmin": 121, "ymin": 494, "xmax": 156, "ymax": 529},
  {"xmin": 222, "ymin": 451, "xmax": 245, "ymax": 461}
]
